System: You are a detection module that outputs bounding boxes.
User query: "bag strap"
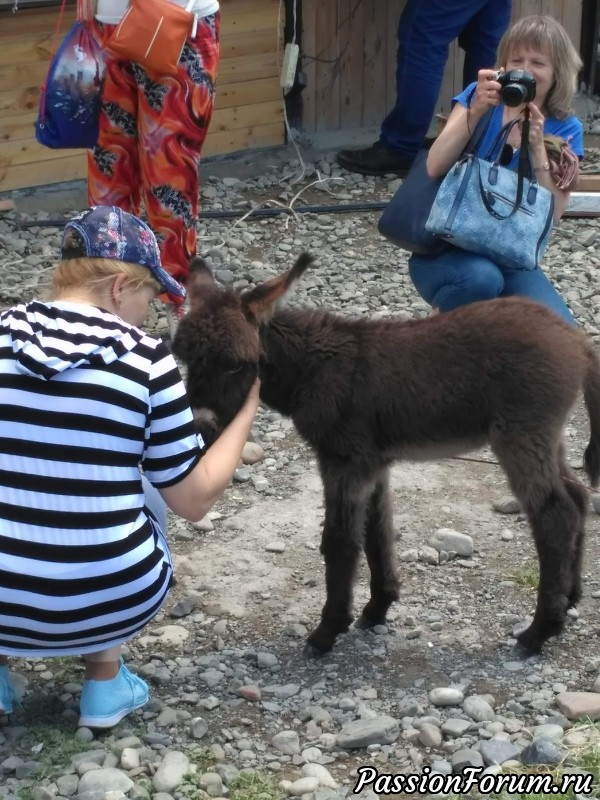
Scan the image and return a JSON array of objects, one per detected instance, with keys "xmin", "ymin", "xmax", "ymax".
[
  {"xmin": 477, "ymin": 108, "xmax": 536, "ymax": 221},
  {"xmin": 462, "ymin": 107, "xmax": 494, "ymax": 157}
]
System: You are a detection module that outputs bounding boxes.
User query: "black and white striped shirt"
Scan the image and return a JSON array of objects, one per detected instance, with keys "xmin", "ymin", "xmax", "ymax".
[{"xmin": 0, "ymin": 300, "xmax": 202, "ymax": 656}]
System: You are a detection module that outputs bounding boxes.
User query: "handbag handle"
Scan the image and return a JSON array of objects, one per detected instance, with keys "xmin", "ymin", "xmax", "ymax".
[{"xmin": 477, "ymin": 110, "xmax": 539, "ymax": 221}]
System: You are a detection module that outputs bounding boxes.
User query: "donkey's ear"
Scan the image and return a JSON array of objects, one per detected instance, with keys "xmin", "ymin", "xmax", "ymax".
[
  {"xmin": 187, "ymin": 257, "xmax": 216, "ymax": 309},
  {"xmin": 241, "ymin": 252, "xmax": 313, "ymax": 322},
  {"xmin": 189, "ymin": 257, "xmax": 213, "ymax": 277}
]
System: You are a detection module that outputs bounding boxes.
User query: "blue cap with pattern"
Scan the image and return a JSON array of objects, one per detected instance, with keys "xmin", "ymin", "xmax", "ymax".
[{"xmin": 61, "ymin": 206, "xmax": 186, "ymax": 300}]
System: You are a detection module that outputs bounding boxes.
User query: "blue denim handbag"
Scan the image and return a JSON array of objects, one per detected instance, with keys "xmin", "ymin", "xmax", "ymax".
[
  {"xmin": 377, "ymin": 111, "xmax": 493, "ymax": 255},
  {"xmin": 425, "ymin": 115, "xmax": 554, "ymax": 271}
]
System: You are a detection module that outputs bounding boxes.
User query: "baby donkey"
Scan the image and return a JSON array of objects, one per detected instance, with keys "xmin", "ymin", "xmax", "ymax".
[{"xmin": 173, "ymin": 253, "xmax": 600, "ymax": 657}]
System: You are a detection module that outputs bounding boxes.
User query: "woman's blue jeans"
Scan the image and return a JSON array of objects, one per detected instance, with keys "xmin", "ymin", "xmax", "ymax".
[{"xmin": 408, "ymin": 246, "xmax": 575, "ymax": 325}]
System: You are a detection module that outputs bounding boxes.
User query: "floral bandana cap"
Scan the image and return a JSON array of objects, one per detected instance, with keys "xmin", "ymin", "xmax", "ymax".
[{"xmin": 61, "ymin": 206, "xmax": 186, "ymax": 300}]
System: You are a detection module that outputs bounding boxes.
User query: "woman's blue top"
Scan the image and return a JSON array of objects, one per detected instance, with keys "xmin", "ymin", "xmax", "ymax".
[{"xmin": 454, "ymin": 82, "xmax": 584, "ymax": 169}]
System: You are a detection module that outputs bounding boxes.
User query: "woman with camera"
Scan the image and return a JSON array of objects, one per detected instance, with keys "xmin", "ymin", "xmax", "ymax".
[{"xmin": 408, "ymin": 15, "xmax": 583, "ymax": 324}]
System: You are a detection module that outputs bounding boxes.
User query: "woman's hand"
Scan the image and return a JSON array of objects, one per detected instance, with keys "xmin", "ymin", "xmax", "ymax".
[
  {"xmin": 526, "ymin": 102, "xmax": 546, "ymax": 151},
  {"xmin": 241, "ymin": 378, "xmax": 261, "ymax": 412},
  {"xmin": 471, "ymin": 69, "xmax": 502, "ymax": 115}
]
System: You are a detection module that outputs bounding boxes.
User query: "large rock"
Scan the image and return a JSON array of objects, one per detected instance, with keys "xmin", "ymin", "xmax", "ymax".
[
  {"xmin": 430, "ymin": 528, "xmax": 473, "ymax": 558},
  {"xmin": 555, "ymin": 692, "xmax": 600, "ymax": 721},
  {"xmin": 336, "ymin": 715, "xmax": 400, "ymax": 749},
  {"xmin": 152, "ymin": 751, "xmax": 191, "ymax": 793},
  {"xmin": 77, "ymin": 768, "xmax": 133, "ymax": 795}
]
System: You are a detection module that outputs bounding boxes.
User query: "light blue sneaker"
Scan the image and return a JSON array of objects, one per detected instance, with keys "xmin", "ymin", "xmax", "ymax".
[
  {"xmin": 0, "ymin": 664, "xmax": 15, "ymax": 715},
  {"xmin": 79, "ymin": 661, "xmax": 149, "ymax": 728}
]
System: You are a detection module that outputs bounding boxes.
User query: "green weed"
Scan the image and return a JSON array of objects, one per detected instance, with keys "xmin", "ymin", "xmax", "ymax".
[{"xmin": 508, "ymin": 562, "xmax": 539, "ymax": 589}]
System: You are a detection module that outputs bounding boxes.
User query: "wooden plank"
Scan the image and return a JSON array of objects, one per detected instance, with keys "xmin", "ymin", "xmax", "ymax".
[
  {"xmin": 0, "ymin": 36, "xmax": 54, "ymax": 68},
  {"xmin": 575, "ymin": 174, "xmax": 600, "ymax": 192},
  {"xmin": 559, "ymin": 0, "xmax": 582, "ymax": 51},
  {"xmin": 314, "ymin": 0, "xmax": 340, "ymax": 132},
  {"xmin": 214, "ymin": 77, "xmax": 282, "ymax": 110},
  {"xmin": 512, "ymin": 0, "xmax": 543, "ymax": 17},
  {"xmin": 0, "ymin": 139, "xmax": 84, "ymax": 170},
  {"xmin": 0, "ymin": 82, "xmax": 282, "ymax": 144},
  {"xmin": 0, "ymin": 86, "xmax": 41, "ymax": 116},
  {"xmin": 0, "ymin": 8, "xmax": 77, "ymax": 40},
  {"xmin": 203, "ymin": 121, "xmax": 283, "ymax": 156},
  {"xmin": 301, "ymin": 0, "xmax": 317, "ymax": 133},
  {"xmin": 0, "ymin": 98, "xmax": 282, "ymax": 171},
  {"xmin": 221, "ymin": 7, "xmax": 282, "ymax": 36},
  {"xmin": 338, "ymin": 0, "xmax": 364, "ymax": 129},
  {"xmin": 0, "ymin": 153, "xmax": 86, "ymax": 192},
  {"xmin": 217, "ymin": 52, "xmax": 279, "ymax": 84},
  {"xmin": 210, "ymin": 99, "xmax": 283, "ymax": 132},
  {"xmin": 0, "ymin": 61, "xmax": 47, "ymax": 94},
  {"xmin": 0, "ymin": 112, "xmax": 38, "ymax": 144},
  {"xmin": 362, "ymin": 0, "xmax": 386, "ymax": 128},
  {"xmin": 220, "ymin": 29, "xmax": 280, "ymax": 60}
]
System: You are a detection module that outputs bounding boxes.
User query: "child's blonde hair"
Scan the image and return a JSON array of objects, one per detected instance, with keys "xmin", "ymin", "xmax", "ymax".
[
  {"xmin": 496, "ymin": 15, "xmax": 582, "ymax": 119},
  {"xmin": 49, "ymin": 257, "xmax": 161, "ymax": 300}
]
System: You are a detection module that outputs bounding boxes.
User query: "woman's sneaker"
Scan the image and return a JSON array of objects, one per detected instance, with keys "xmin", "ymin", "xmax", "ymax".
[
  {"xmin": 79, "ymin": 662, "xmax": 149, "ymax": 728},
  {"xmin": 0, "ymin": 665, "xmax": 15, "ymax": 714}
]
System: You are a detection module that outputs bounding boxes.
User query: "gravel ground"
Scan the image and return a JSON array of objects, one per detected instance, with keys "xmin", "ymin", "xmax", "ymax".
[{"xmin": 1, "ymin": 147, "xmax": 600, "ymax": 800}]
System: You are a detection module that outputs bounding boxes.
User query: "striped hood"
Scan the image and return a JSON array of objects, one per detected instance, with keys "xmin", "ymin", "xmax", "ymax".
[{"xmin": 1, "ymin": 300, "xmax": 144, "ymax": 380}]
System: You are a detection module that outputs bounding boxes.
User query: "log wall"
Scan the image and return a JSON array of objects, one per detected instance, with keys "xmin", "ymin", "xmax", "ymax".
[
  {"xmin": 0, "ymin": 0, "xmax": 285, "ymax": 191},
  {"xmin": 300, "ymin": 0, "xmax": 584, "ymax": 134}
]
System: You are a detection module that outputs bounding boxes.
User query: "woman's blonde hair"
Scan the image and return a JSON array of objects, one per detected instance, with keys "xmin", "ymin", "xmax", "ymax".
[
  {"xmin": 49, "ymin": 257, "xmax": 161, "ymax": 300},
  {"xmin": 496, "ymin": 15, "xmax": 582, "ymax": 119}
]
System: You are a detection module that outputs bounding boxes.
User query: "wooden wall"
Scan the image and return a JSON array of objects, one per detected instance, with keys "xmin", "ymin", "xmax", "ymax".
[
  {"xmin": 0, "ymin": 0, "xmax": 284, "ymax": 192},
  {"xmin": 301, "ymin": 0, "xmax": 584, "ymax": 134}
]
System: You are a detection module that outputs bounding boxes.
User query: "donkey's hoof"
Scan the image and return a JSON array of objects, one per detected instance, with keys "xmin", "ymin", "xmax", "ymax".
[
  {"xmin": 302, "ymin": 642, "xmax": 329, "ymax": 659},
  {"xmin": 511, "ymin": 639, "xmax": 540, "ymax": 659},
  {"xmin": 305, "ymin": 628, "xmax": 337, "ymax": 656},
  {"xmin": 355, "ymin": 613, "xmax": 384, "ymax": 630},
  {"xmin": 515, "ymin": 626, "xmax": 546, "ymax": 656}
]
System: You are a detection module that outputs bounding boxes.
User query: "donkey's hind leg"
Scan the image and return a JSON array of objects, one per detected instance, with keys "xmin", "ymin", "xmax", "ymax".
[
  {"xmin": 558, "ymin": 445, "xmax": 589, "ymax": 609},
  {"xmin": 305, "ymin": 466, "xmax": 369, "ymax": 656},
  {"xmin": 493, "ymin": 435, "xmax": 582, "ymax": 654},
  {"xmin": 355, "ymin": 468, "xmax": 400, "ymax": 630}
]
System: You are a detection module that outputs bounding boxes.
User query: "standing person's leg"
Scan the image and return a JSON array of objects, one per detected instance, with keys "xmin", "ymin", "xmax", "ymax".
[
  {"xmin": 408, "ymin": 247, "xmax": 505, "ymax": 312},
  {"xmin": 459, "ymin": 0, "xmax": 513, "ymax": 85},
  {"xmin": 136, "ymin": 13, "xmax": 220, "ymax": 295},
  {"xmin": 87, "ymin": 22, "xmax": 142, "ymax": 214},
  {"xmin": 337, "ymin": 0, "xmax": 493, "ymax": 176},
  {"xmin": 500, "ymin": 267, "xmax": 575, "ymax": 325}
]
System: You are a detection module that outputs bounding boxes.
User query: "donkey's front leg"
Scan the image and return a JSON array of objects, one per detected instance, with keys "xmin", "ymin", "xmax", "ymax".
[
  {"xmin": 305, "ymin": 468, "xmax": 368, "ymax": 656},
  {"xmin": 355, "ymin": 468, "xmax": 400, "ymax": 629}
]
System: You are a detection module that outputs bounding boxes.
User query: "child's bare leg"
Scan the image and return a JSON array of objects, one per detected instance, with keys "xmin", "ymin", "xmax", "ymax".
[{"xmin": 84, "ymin": 646, "xmax": 122, "ymax": 680}]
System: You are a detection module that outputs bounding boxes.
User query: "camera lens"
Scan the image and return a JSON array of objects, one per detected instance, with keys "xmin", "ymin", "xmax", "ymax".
[{"xmin": 502, "ymin": 83, "xmax": 528, "ymax": 107}]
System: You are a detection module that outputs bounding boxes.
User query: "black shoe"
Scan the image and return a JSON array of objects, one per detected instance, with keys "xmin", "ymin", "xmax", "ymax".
[{"xmin": 336, "ymin": 141, "xmax": 414, "ymax": 177}]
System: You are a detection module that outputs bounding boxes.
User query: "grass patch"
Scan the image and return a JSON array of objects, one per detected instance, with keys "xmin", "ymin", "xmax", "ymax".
[
  {"xmin": 508, "ymin": 562, "xmax": 539, "ymax": 590},
  {"xmin": 13, "ymin": 721, "xmax": 96, "ymax": 781},
  {"xmin": 177, "ymin": 764, "xmax": 285, "ymax": 800},
  {"xmin": 229, "ymin": 771, "xmax": 286, "ymax": 800},
  {"xmin": 453, "ymin": 721, "xmax": 600, "ymax": 799}
]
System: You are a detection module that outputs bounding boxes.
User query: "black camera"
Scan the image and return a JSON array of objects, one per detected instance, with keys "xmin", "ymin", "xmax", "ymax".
[{"xmin": 495, "ymin": 69, "xmax": 536, "ymax": 107}]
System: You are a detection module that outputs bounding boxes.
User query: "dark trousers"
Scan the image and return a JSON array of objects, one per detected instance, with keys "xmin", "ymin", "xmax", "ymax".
[{"xmin": 381, "ymin": 0, "xmax": 512, "ymax": 158}]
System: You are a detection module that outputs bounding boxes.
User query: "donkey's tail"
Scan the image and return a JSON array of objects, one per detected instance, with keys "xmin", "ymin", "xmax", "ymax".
[{"xmin": 583, "ymin": 346, "xmax": 600, "ymax": 488}]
